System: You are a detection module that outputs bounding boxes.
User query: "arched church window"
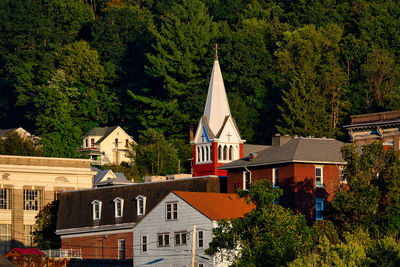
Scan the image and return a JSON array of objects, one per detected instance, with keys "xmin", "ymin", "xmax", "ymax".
[
  {"xmin": 218, "ymin": 145, "xmax": 222, "ymax": 160},
  {"xmin": 223, "ymin": 145, "xmax": 228, "ymax": 160},
  {"xmin": 206, "ymin": 147, "xmax": 209, "ymax": 161},
  {"xmin": 229, "ymin": 146, "xmax": 233, "ymax": 160},
  {"xmin": 197, "ymin": 147, "xmax": 200, "ymax": 162},
  {"xmin": 201, "ymin": 147, "xmax": 205, "ymax": 162}
]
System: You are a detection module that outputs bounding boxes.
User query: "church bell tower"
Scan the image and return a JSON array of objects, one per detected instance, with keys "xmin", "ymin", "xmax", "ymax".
[{"xmin": 192, "ymin": 46, "xmax": 245, "ymax": 177}]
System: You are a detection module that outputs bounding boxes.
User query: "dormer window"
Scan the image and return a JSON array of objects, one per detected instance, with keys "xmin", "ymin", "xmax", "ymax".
[
  {"xmin": 113, "ymin": 198, "xmax": 124, "ymax": 218},
  {"xmin": 136, "ymin": 196, "xmax": 146, "ymax": 216},
  {"xmin": 91, "ymin": 200, "xmax": 102, "ymax": 220}
]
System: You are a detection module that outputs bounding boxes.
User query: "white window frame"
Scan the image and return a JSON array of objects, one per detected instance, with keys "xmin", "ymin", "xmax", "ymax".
[
  {"xmin": 243, "ymin": 171, "xmax": 251, "ymax": 191},
  {"xmin": 315, "ymin": 166, "xmax": 324, "ymax": 188},
  {"xmin": 175, "ymin": 231, "xmax": 188, "ymax": 246},
  {"xmin": 315, "ymin": 198, "xmax": 324, "ymax": 220},
  {"xmin": 91, "ymin": 200, "xmax": 102, "ymax": 220},
  {"xmin": 23, "ymin": 189, "xmax": 42, "ymax": 211},
  {"xmin": 166, "ymin": 202, "xmax": 178, "ymax": 221},
  {"xmin": 136, "ymin": 195, "xmax": 146, "ymax": 216},
  {"xmin": 141, "ymin": 235, "xmax": 147, "ymax": 252},
  {"xmin": 0, "ymin": 188, "xmax": 10, "ymax": 210},
  {"xmin": 198, "ymin": 230, "xmax": 204, "ymax": 248},
  {"xmin": 157, "ymin": 233, "xmax": 170, "ymax": 247},
  {"xmin": 339, "ymin": 166, "xmax": 347, "ymax": 184},
  {"xmin": 118, "ymin": 239, "xmax": 125, "ymax": 260},
  {"xmin": 113, "ymin": 198, "xmax": 124, "ymax": 218},
  {"xmin": 272, "ymin": 168, "xmax": 279, "ymax": 188}
]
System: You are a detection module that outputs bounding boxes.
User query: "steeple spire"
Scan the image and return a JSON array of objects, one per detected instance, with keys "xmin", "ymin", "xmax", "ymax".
[{"xmin": 203, "ymin": 50, "xmax": 231, "ymax": 135}]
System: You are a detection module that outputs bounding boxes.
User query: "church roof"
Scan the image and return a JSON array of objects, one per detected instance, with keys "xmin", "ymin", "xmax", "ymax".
[
  {"xmin": 203, "ymin": 59, "xmax": 231, "ymax": 135},
  {"xmin": 219, "ymin": 137, "xmax": 345, "ymax": 169}
]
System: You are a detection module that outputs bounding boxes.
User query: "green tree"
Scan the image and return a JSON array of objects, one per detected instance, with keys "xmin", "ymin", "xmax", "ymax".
[
  {"xmin": 0, "ymin": 132, "xmax": 42, "ymax": 156},
  {"xmin": 275, "ymin": 23, "xmax": 348, "ymax": 137},
  {"xmin": 205, "ymin": 180, "xmax": 313, "ymax": 266},
  {"xmin": 33, "ymin": 200, "xmax": 60, "ymax": 250},
  {"xmin": 129, "ymin": 128, "xmax": 179, "ymax": 177},
  {"xmin": 329, "ymin": 143, "xmax": 400, "ymax": 237},
  {"xmin": 130, "ymin": 0, "xmax": 218, "ymax": 139}
]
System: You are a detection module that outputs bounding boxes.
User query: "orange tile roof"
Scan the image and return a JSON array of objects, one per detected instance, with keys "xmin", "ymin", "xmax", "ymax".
[{"xmin": 173, "ymin": 191, "xmax": 254, "ymax": 221}]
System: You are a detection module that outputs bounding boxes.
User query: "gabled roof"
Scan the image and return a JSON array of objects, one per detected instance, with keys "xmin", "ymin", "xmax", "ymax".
[
  {"xmin": 220, "ymin": 137, "xmax": 345, "ymax": 169},
  {"xmin": 173, "ymin": 191, "xmax": 254, "ymax": 221},
  {"xmin": 57, "ymin": 176, "xmax": 223, "ymax": 232},
  {"xmin": 83, "ymin": 126, "xmax": 124, "ymax": 144}
]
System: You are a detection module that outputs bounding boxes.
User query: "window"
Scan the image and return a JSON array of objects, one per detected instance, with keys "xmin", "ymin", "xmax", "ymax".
[
  {"xmin": 85, "ymin": 139, "xmax": 88, "ymax": 147},
  {"xmin": 115, "ymin": 138, "xmax": 119, "ymax": 147},
  {"xmin": 198, "ymin": 231, "xmax": 204, "ymax": 248},
  {"xmin": 315, "ymin": 198, "xmax": 324, "ymax": 220},
  {"xmin": 136, "ymin": 196, "xmax": 146, "ymax": 216},
  {"xmin": 118, "ymin": 239, "xmax": 125, "ymax": 260},
  {"xmin": 218, "ymin": 145, "xmax": 222, "ymax": 160},
  {"xmin": 0, "ymin": 189, "xmax": 10, "ymax": 209},
  {"xmin": 166, "ymin": 202, "xmax": 178, "ymax": 220},
  {"xmin": 243, "ymin": 171, "xmax": 251, "ymax": 191},
  {"xmin": 142, "ymin": 235, "xmax": 147, "ymax": 252},
  {"xmin": 229, "ymin": 146, "xmax": 233, "ymax": 160},
  {"xmin": 201, "ymin": 147, "xmax": 204, "ymax": 162},
  {"xmin": 197, "ymin": 147, "xmax": 200, "ymax": 162},
  {"xmin": 339, "ymin": 166, "xmax": 346, "ymax": 183},
  {"xmin": 91, "ymin": 138, "xmax": 95, "ymax": 147},
  {"xmin": 114, "ymin": 198, "xmax": 124, "ymax": 218},
  {"xmin": 199, "ymin": 264, "xmax": 204, "ymax": 267},
  {"xmin": 206, "ymin": 146, "xmax": 209, "ymax": 161},
  {"xmin": 91, "ymin": 200, "xmax": 102, "ymax": 220},
  {"xmin": 175, "ymin": 232, "xmax": 188, "ymax": 245},
  {"xmin": 125, "ymin": 139, "xmax": 129, "ymax": 147},
  {"xmin": 54, "ymin": 190, "xmax": 64, "ymax": 201},
  {"xmin": 24, "ymin": 190, "xmax": 42, "ymax": 211},
  {"xmin": 223, "ymin": 145, "xmax": 227, "ymax": 160},
  {"xmin": 158, "ymin": 233, "xmax": 170, "ymax": 247},
  {"xmin": 273, "ymin": 168, "xmax": 279, "ymax": 188},
  {"xmin": 0, "ymin": 224, "xmax": 11, "ymax": 254},
  {"xmin": 315, "ymin": 167, "xmax": 323, "ymax": 187},
  {"xmin": 24, "ymin": 225, "xmax": 34, "ymax": 247}
]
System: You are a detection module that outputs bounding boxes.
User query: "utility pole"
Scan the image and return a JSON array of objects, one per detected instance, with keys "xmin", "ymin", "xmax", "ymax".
[{"xmin": 191, "ymin": 225, "xmax": 196, "ymax": 267}]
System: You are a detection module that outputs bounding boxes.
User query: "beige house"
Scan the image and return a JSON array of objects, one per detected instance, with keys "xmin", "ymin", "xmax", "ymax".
[
  {"xmin": 79, "ymin": 126, "xmax": 135, "ymax": 166},
  {"xmin": 0, "ymin": 127, "xmax": 41, "ymax": 146},
  {"xmin": 0, "ymin": 155, "xmax": 95, "ymax": 254}
]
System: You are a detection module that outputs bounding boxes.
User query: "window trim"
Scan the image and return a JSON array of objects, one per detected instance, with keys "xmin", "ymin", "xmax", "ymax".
[
  {"xmin": 118, "ymin": 239, "xmax": 125, "ymax": 260},
  {"xmin": 23, "ymin": 189, "xmax": 42, "ymax": 211},
  {"xmin": 91, "ymin": 200, "xmax": 102, "ymax": 220},
  {"xmin": 315, "ymin": 166, "xmax": 324, "ymax": 188},
  {"xmin": 315, "ymin": 198, "xmax": 324, "ymax": 220},
  {"xmin": 113, "ymin": 198, "xmax": 124, "ymax": 218},
  {"xmin": 272, "ymin": 168, "xmax": 279, "ymax": 188},
  {"xmin": 0, "ymin": 188, "xmax": 11, "ymax": 210},
  {"xmin": 175, "ymin": 231, "xmax": 188, "ymax": 246},
  {"xmin": 243, "ymin": 171, "xmax": 251, "ymax": 191},
  {"xmin": 165, "ymin": 202, "xmax": 178, "ymax": 221},
  {"xmin": 136, "ymin": 195, "xmax": 146, "ymax": 216},
  {"xmin": 157, "ymin": 233, "xmax": 170, "ymax": 247},
  {"xmin": 141, "ymin": 235, "xmax": 147, "ymax": 252},
  {"xmin": 198, "ymin": 230, "xmax": 204, "ymax": 248}
]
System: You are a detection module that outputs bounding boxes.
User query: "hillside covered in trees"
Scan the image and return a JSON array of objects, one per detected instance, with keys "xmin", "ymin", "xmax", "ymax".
[{"xmin": 1, "ymin": 0, "xmax": 400, "ymax": 163}]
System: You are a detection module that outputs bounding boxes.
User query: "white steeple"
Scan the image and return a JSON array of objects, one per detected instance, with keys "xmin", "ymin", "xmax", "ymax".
[{"xmin": 203, "ymin": 49, "xmax": 231, "ymax": 135}]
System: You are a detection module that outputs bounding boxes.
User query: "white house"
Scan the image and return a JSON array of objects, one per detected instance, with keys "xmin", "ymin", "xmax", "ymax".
[
  {"xmin": 79, "ymin": 126, "xmax": 135, "ymax": 166},
  {"xmin": 133, "ymin": 191, "xmax": 254, "ymax": 267}
]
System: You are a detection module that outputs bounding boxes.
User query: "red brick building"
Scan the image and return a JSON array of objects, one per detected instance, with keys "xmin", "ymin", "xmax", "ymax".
[{"xmin": 219, "ymin": 135, "xmax": 346, "ymax": 221}]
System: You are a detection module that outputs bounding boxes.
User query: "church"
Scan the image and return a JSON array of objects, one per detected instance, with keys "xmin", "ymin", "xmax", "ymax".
[{"xmin": 191, "ymin": 52, "xmax": 246, "ymax": 177}]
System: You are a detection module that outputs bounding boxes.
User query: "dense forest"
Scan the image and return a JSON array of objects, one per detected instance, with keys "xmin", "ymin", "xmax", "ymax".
[{"xmin": 1, "ymin": 0, "xmax": 400, "ymax": 165}]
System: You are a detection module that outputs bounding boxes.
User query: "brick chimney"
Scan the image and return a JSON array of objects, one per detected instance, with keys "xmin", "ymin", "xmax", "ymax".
[{"xmin": 272, "ymin": 133, "xmax": 292, "ymax": 146}]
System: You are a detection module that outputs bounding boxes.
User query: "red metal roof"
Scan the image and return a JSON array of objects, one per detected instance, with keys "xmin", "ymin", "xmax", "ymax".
[
  {"xmin": 10, "ymin": 248, "xmax": 45, "ymax": 255},
  {"xmin": 173, "ymin": 191, "xmax": 254, "ymax": 221}
]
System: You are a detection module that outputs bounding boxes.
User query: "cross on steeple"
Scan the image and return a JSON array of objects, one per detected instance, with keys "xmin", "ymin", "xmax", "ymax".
[
  {"xmin": 215, "ymin": 44, "xmax": 218, "ymax": 60},
  {"xmin": 227, "ymin": 132, "xmax": 232, "ymax": 142}
]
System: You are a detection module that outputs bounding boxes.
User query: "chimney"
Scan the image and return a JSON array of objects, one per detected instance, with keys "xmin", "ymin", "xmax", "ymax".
[
  {"xmin": 189, "ymin": 125, "xmax": 194, "ymax": 141},
  {"xmin": 272, "ymin": 133, "xmax": 292, "ymax": 146},
  {"xmin": 249, "ymin": 153, "xmax": 258, "ymax": 160}
]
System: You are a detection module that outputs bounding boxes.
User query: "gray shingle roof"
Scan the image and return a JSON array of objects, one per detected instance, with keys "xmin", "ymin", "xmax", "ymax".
[
  {"xmin": 83, "ymin": 126, "xmax": 119, "ymax": 144},
  {"xmin": 219, "ymin": 137, "xmax": 346, "ymax": 169},
  {"xmin": 243, "ymin": 144, "xmax": 270, "ymax": 156}
]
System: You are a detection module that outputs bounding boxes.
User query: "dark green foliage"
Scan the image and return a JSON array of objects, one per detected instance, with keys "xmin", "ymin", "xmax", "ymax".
[
  {"xmin": 33, "ymin": 200, "xmax": 60, "ymax": 250},
  {"xmin": 128, "ymin": 128, "xmax": 179, "ymax": 177},
  {"xmin": 205, "ymin": 180, "xmax": 313, "ymax": 266},
  {"xmin": 0, "ymin": 132, "xmax": 42, "ymax": 156},
  {"xmin": 329, "ymin": 143, "xmax": 400, "ymax": 237}
]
